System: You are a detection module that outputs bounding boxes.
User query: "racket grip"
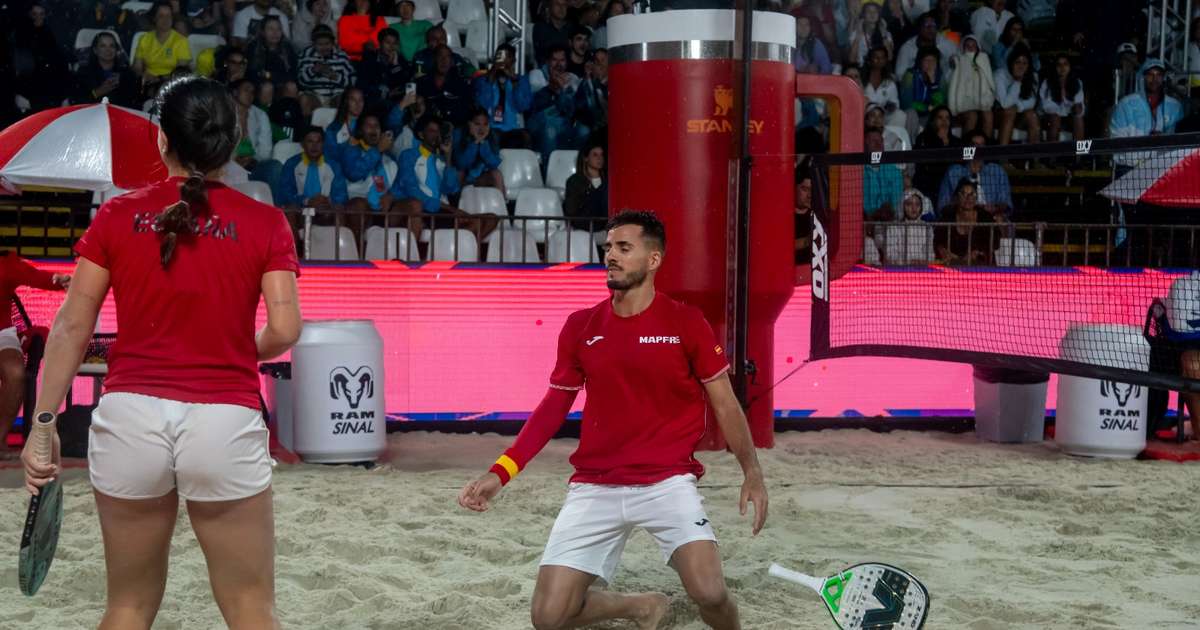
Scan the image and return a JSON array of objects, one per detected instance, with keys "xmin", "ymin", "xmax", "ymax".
[
  {"xmin": 768, "ymin": 563, "xmax": 825, "ymax": 593},
  {"xmin": 30, "ymin": 413, "xmax": 56, "ymax": 467}
]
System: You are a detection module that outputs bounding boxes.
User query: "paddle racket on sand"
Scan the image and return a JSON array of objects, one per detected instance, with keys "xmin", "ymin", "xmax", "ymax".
[
  {"xmin": 769, "ymin": 562, "xmax": 929, "ymax": 630},
  {"xmin": 18, "ymin": 412, "xmax": 63, "ymax": 596}
]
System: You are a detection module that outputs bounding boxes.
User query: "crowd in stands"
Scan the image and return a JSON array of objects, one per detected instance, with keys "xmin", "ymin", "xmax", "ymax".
[
  {"xmin": 0, "ymin": 0, "xmax": 1191, "ymax": 263},
  {"xmin": 0, "ymin": 0, "xmax": 616, "ymax": 258},
  {"xmin": 789, "ymin": 0, "xmax": 1195, "ymax": 266}
]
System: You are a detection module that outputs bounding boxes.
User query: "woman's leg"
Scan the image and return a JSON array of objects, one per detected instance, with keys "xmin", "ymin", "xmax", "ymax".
[
  {"xmin": 1046, "ymin": 114, "xmax": 1062, "ymax": 144},
  {"xmin": 1022, "ymin": 109, "xmax": 1042, "ymax": 143},
  {"xmin": 187, "ymin": 490, "xmax": 280, "ymax": 630},
  {"xmin": 1071, "ymin": 113, "xmax": 1086, "ymax": 141},
  {"xmin": 95, "ymin": 490, "xmax": 179, "ymax": 630},
  {"xmin": 980, "ymin": 109, "xmax": 994, "ymax": 139},
  {"xmin": 1182, "ymin": 350, "xmax": 1200, "ymax": 440},
  {"xmin": 998, "ymin": 107, "xmax": 1017, "ymax": 145}
]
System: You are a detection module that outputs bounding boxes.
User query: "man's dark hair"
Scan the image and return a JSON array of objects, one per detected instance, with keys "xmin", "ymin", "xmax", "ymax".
[
  {"xmin": 416, "ymin": 113, "xmax": 441, "ymax": 133},
  {"xmin": 606, "ymin": 210, "xmax": 666, "ymax": 253},
  {"xmin": 424, "ymin": 23, "xmax": 445, "ymax": 42},
  {"xmin": 546, "ymin": 43, "xmax": 570, "ymax": 61},
  {"xmin": 378, "ymin": 27, "xmax": 398, "ymax": 44},
  {"xmin": 966, "ymin": 128, "xmax": 989, "ymax": 145},
  {"xmin": 300, "ymin": 125, "xmax": 324, "ymax": 141}
]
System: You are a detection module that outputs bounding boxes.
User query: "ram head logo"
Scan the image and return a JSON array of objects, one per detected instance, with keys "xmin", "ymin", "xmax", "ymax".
[
  {"xmin": 330, "ymin": 366, "xmax": 374, "ymax": 410},
  {"xmin": 1099, "ymin": 381, "xmax": 1140, "ymax": 407},
  {"xmin": 713, "ymin": 85, "xmax": 733, "ymax": 117}
]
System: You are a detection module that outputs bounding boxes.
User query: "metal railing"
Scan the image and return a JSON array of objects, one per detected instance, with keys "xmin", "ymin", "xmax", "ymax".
[
  {"xmin": 861, "ymin": 221, "xmax": 1200, "ymax": 269},
  {"xmin": 0, "ymin": 199, "xmax": 608, "ymax": 264},
  {"xmin": 282, "ymin": 207, "xmax": 607, "ymax": 263}
]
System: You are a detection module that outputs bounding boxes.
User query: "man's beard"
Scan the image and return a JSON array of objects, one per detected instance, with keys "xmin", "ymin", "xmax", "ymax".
[{"xmin": 606, "ymin": 266, "xmax": 647, "ymax": 291}]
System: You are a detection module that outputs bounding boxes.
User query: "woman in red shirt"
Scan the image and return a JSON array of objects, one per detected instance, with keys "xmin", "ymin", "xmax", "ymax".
[
  {"xmin": 337, "ymin": 0, "xmax": 389, "ymax": 61},
  {"xmin": 22, "ymin": 76, "xmax": 302, "ymax": 629}
]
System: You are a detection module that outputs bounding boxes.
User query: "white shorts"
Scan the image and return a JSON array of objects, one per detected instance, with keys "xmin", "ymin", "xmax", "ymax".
[
  {"xmin": 540, "ymin": 474, "xmax": 717, "ymax": 584},
  {"xmin": 0, "ymin": 326, "xmax": 21, "ymax": 354},
  {"xmin": 88, "ymin": 392, "xmax": 272, "ymax": 501}
]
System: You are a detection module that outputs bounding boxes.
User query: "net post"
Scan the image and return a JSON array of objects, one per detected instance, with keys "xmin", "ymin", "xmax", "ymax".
[{"xmin": 729, "ymin": 0, "xmax": 754, "ymax": 406}]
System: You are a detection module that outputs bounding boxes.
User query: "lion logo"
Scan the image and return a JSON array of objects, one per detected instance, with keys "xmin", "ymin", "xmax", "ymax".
[{"xmin": 713, "ymin": 85, "xmax": 733, "ymax": 117}]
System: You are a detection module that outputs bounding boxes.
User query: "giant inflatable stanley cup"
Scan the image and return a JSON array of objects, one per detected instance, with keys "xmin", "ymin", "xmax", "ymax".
[{"xmin": 607, "ymin": 10, "xmax": 796, "ymax": 447}]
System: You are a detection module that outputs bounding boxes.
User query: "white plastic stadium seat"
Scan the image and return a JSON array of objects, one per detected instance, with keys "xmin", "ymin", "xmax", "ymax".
[
  {"xmin": 464, "ymin": 19, "xmax": 491, "ymax": 63},
  {"xmin": 426, "ymin": 229, "xmax": 479, "ymax": 261},
  {"xmin": 545, "ymin": 149, "xmax": 577, "ymax": 198},
  {"xmin": 310, "ymin": 107, "xmax": 338, "ymax": 129},
  {"xmin": 364, "ymin": 226, "xmax": 420, "ymax": 260},
  {"xmin": 129, "ymin": 31, "xmax": 146, "ymax": 64},
  {"xmin": 458, "ymin": 185, "xmax": 506, "ymax": 216},
  {"xmin": 308, "ymin": 226, "xmax": 360, "ymax": 260},
  {"xmin": 460, "ymin": 186, "xmax": 513, "ymax": 238},
  {"xmin": 547, "ymin": 230, "xmax": 599, "ymax": 263},
  {"xmin": 413, "ymin": 0, "xmax": 443, "ymax": 23},
  {"xmin": 514, "ymin": 187, "xmax": 564, "ymax": 243},
  {"xmin": 74, "ymin": 28, "xmax": 121, "ymax": 54},
  {"xmin": 187, "ymin": 34, "xmax": 225, "ymax": 66},
  {"xmin": 485, "ymin": 228, "xmax": 541, "ymax": 263},
  {"xmin": 499, "ymin": 149, "xmax": 543, "ymax": 201},
  {"xmin": 272, "ymin": 140, "xmax": 302, "ymax": 162},
  {"xmin": 232, "ymin": 181, "xmax": 274, "ymax": 205},
  {"xmin": 446, "ymin": 0, "xmax": 485, "ymax": 33},
  {"xmin": 121, "ymin": 1, "xmax": 153, "ymax": 13},
  {"xmin": 994, "ymin": 238, "xmax": 1041, "ymax": 267}
]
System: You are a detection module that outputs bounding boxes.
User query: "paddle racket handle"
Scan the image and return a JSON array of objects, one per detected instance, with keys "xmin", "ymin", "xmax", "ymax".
[
  {"xmin": 30, "ymin": 413, "xmax": 56, "ymax": 467},
  {"xmin": 768, "ymin": 563, "xmax": 825, "ymax": 593}
]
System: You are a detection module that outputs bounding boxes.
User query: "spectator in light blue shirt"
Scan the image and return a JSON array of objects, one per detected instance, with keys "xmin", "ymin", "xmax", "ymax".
[{"xmin": 863, "ymin": 127, "xmax": 903, "ymax": 221}]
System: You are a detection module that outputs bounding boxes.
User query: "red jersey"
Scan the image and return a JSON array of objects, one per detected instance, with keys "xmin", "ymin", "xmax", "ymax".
[
  {"xmin": 0, "ymin": 251, "xmax": 60, "ymax": 327},
  {"xmin": 74, "ymin": 177, "xmax": 299, "ymax": 409},
  {"xmin": 550, "ymin": 293, "xmax": 730, "ymax": 485}
]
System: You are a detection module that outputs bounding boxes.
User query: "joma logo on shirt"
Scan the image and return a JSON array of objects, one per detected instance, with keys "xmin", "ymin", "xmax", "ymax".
[{"xmin": 639, "ymin": 336, "xmax": 680, "ymax": 344}]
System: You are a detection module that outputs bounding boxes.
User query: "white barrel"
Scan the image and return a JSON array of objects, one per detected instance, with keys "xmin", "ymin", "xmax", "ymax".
[
  {"xmin": 1167, "ymin": 273, "xmax": 1200, "ymax": 336},
  {"xmin": 1055, "ymin": 324, "xmax": 1149, "ymax": 459},
  {"xmin": 291, "ymin": 320, "xmax": 386, "ymax": 463}
]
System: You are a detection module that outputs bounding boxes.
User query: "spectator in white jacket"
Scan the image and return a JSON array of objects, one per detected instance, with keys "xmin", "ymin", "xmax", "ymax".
[
  {"xmin": 948, "ymin": 34, "xmax": 995, "ymax": 139},
  {"xmin": 994, "ymin": 47, "xmax": 1040, "ymax": 144},
  {"xmin": 230, "ymin": 78, "xmax": 285, "ymax": 199},
  {"xmin": 1039, "ymin": 53, "xmax": 1086, "ymax": 141},
  {"xmin": 969, "ymin": 0, "xmax": 1014, "ymax": 53}
]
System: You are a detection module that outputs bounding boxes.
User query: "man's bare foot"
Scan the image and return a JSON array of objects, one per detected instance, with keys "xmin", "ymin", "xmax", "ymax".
[{"xmin": 632, "ymin": 592, "xmax": 670, "ymax": 630}]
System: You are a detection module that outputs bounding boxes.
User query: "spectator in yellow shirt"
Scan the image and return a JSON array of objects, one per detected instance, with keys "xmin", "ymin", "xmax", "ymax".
[{"xmin": 133, "ymin": 1, "xmax": 192, "ymax": 87}]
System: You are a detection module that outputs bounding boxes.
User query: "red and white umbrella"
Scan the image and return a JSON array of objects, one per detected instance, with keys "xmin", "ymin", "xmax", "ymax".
[
  {"xmin": 0, "ymin": 100, "xmax": 167, "ymax": 194},
  {"xmin": 1100, "ymin": 148, "xmax": 1200, "ymax": 207}
]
